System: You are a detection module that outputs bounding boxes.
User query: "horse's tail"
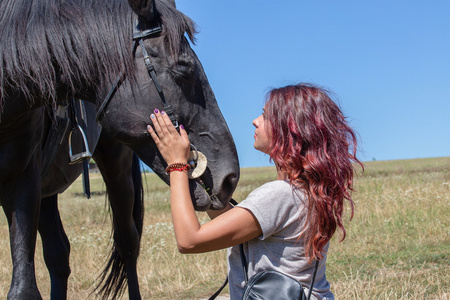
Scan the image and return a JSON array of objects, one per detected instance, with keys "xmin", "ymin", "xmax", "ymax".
[
  {"xmin": 95, "ymin": 152, "xmax": 144, "ymax": 299},
  {"xmin": 131, "ymin": 151, "xmax": 144, "ymax": 242}
]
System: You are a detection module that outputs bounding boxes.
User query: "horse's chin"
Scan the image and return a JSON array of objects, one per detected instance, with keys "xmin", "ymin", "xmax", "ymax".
[
  {"xmin": 189, "ymin": 180, "xmax": 227, "ymax": 211},
  {"xmin": 189, "ymin": 180, "xmax": 210, "ymax": 211}
]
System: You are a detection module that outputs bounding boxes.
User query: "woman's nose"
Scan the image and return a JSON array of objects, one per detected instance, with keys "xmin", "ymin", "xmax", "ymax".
[{"xmin": 252, "ymin": 116, "xmax": 259, "ymax": 127}]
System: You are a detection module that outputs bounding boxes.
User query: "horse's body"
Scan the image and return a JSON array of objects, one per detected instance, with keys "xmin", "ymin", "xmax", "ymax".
[
  {"xmin": 0, "ymin": 0, "xmax": 239, "ymax": 299},
  {"xmin": 39, "ymin": 108, "xmax": 144, "ymax": 299}
]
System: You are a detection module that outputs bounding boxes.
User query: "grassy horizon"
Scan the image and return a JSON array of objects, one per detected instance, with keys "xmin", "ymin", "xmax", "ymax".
[{"xmin": 0, "ymin": 157, "xmax": 448, "ymax": 299}]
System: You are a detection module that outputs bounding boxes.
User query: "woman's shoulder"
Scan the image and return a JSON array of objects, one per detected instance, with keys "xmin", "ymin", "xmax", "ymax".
[
  {"xmin": 256, "ymin": 179, "xmax": 291, "ymax": 192},
  {"xmin": 241, "ymin": 180, "xmax": 304, "ymax": 209},
  {"xmin": 255, "ymin": 180, "xmax": 303, "ymax": 199}
]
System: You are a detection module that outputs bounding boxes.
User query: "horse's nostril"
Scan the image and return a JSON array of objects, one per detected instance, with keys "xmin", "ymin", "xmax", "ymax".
[{"xmin": 220, "ymin": 172, "xmax": 239, "ymax": 199}]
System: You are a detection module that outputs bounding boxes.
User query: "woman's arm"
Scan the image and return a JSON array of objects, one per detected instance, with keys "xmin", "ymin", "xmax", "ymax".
[
  {"xmin": 206, "ymin": 202, "xmax": 233, "ymax": 219},
  {"xmin": 147, "ymin": 110, "xmax": 262, "ymax": 253},
  {"xmin": 169, "ymin": 170, "xmax": 261, "ymax": 253}
]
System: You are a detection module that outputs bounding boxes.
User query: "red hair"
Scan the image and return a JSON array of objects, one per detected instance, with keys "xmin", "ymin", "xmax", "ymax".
[{"xmin": 264, "ymin": 83, "xmax": 363, "ymax": 261}]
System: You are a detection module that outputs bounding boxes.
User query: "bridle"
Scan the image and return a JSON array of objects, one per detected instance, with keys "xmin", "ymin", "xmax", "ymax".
[
  {"xmin": 96, "ymin": 19, "xmax": 207, "ymax": 179},
  {"xmin": 96, "ymin": 20, "xmax": 178, "ymax": 129}
]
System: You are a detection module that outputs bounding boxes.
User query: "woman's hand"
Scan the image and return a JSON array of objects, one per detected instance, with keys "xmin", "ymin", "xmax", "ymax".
[
  {"xmin": 148, "ymin": 110, "xmax": 262, "ymax": 255},
  {"xmin": 147, "ymin": 109, "xmax": 190, "ymax": 165}
]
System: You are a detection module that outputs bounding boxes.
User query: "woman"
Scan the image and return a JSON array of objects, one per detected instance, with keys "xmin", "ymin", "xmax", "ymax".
[{"xmin": 147, "ymin": 83, "xmax": 363, "ymax": 299}]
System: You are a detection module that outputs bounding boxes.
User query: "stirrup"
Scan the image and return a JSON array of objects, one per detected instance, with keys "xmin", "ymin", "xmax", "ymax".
[{"xmin": 68, "ymin": 124, "xmax": 92, "ymax": 164}]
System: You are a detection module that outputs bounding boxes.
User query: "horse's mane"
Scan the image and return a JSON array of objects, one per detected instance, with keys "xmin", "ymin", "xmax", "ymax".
[{"xmin": 0, "ymin": 0, "xmax": 196, "ymax": 108}]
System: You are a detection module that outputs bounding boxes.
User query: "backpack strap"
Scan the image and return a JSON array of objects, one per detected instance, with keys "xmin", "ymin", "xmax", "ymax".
[{"xmin": 208, "ymin": 198, "xmax": 239, "ymax": 300}]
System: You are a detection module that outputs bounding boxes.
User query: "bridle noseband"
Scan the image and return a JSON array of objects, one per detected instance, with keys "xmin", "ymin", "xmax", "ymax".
[{"xmin": 96, "ymin": 21, "xmax": 178, "ymax": 129}]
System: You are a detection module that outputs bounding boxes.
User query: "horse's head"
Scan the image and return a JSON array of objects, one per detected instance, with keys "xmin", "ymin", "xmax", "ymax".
[{"xmin": 99, "ymin": 0, "xmax": 239, "ymax": 211}]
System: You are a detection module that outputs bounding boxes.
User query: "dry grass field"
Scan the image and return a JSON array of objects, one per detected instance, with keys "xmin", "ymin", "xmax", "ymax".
[{"xmin": 0, "ymin": 157, "xmax": 449, "ymax": 299}]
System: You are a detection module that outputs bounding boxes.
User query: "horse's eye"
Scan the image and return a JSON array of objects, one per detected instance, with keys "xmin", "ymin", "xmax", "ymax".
[{"xmin": 171, "ymin": 58, "xmax": 195, "ymax": 83}]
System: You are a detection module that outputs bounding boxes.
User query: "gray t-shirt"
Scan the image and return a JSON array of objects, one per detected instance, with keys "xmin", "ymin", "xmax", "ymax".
[{"xmin": 227, "ymin": 180, "xmax": 334, "ymax": 299}]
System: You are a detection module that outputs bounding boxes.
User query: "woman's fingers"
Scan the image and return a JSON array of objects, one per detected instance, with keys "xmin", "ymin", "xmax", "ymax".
[
  {"xmin": 155, "ymin": 110, "xmax": 172, "ymax": 136},
  {"xmin": 149, "ymin": 109, "xmax": 174, "ymax": 136},
  {"xmin": 149, "ymin": 109, "xmax": 162, "ymax": 136},
  {"xmin": 159, "ymin": 110, "xmax": 179, "ymax": 135},
  {"xmin": 147, "ymin": 113, "xmax": 159, "ymax": 142},
  {"xmin": 147, "ymin": 108, "xmax": 190, "ymax": 164},
  {"xmin": 179, "ymin": 124, "xmax": 189, "ymax": 143},
  {"xmin": 147, "ymin": 109, "xmax": 183, "ymax": 146}
]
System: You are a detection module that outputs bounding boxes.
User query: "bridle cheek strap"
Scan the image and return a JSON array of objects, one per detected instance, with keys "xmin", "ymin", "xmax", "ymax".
[
  {"xmin": 96, "ymin": 23, "xmax": 178, "ymax": 129},
  {"xmin": 136, "ymin": 37, "xmax": 178, "ymax": 128}
]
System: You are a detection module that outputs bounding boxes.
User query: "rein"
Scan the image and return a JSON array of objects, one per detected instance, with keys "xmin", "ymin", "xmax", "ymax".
[{"xmin": 96, "ymin": 22, "xmax": 178, "ymax": 129}]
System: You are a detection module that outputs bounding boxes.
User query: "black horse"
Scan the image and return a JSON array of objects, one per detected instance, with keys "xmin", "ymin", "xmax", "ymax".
[
  {"xmin": 39, "ymin": 99, "xmax": 144, "ymax": 299},
  {"xmin": 0, "ymin": 0, "xmax": 240, "ymax": 299}
]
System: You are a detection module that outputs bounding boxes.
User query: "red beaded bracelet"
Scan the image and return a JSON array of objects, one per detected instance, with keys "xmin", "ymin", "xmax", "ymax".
[{"xmin": 165, "ymin": 162, "xmax": 191, "ymax": 174}]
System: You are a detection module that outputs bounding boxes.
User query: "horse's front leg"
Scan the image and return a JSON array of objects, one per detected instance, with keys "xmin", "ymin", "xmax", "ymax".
[
  {"xmin": 0, "ymin": 109, "xmax": 44, "ymax": 300},
  {"xmin": 38, "ymin": 194, "xmax": 70, "ymax": 300},
  {"xmin": 93, "ymin": 130, "xmax": 143, "ymax": 300}
]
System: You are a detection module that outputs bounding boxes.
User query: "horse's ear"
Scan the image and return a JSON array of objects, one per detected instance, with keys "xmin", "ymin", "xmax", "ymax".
[{"xmin": 127, "ymin": 0, "xmax": 157, "ymax": 20}]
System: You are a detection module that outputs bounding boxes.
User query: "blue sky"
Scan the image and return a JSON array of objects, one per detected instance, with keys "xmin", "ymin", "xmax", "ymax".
[{"xmin": 175, "ymin": 0, "xmax": 450, "ymax": 168}]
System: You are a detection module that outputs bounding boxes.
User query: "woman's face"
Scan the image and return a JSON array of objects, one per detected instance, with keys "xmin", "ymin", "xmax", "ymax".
[{"xmin": 252, "ymin": 107, "xmax": 272, "ymax": 155}]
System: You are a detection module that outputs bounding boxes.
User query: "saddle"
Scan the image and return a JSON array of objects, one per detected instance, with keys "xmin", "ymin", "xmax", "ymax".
[{"xmin": 41, "ymin": 99, "xmax": 96, "ymax": 198}]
